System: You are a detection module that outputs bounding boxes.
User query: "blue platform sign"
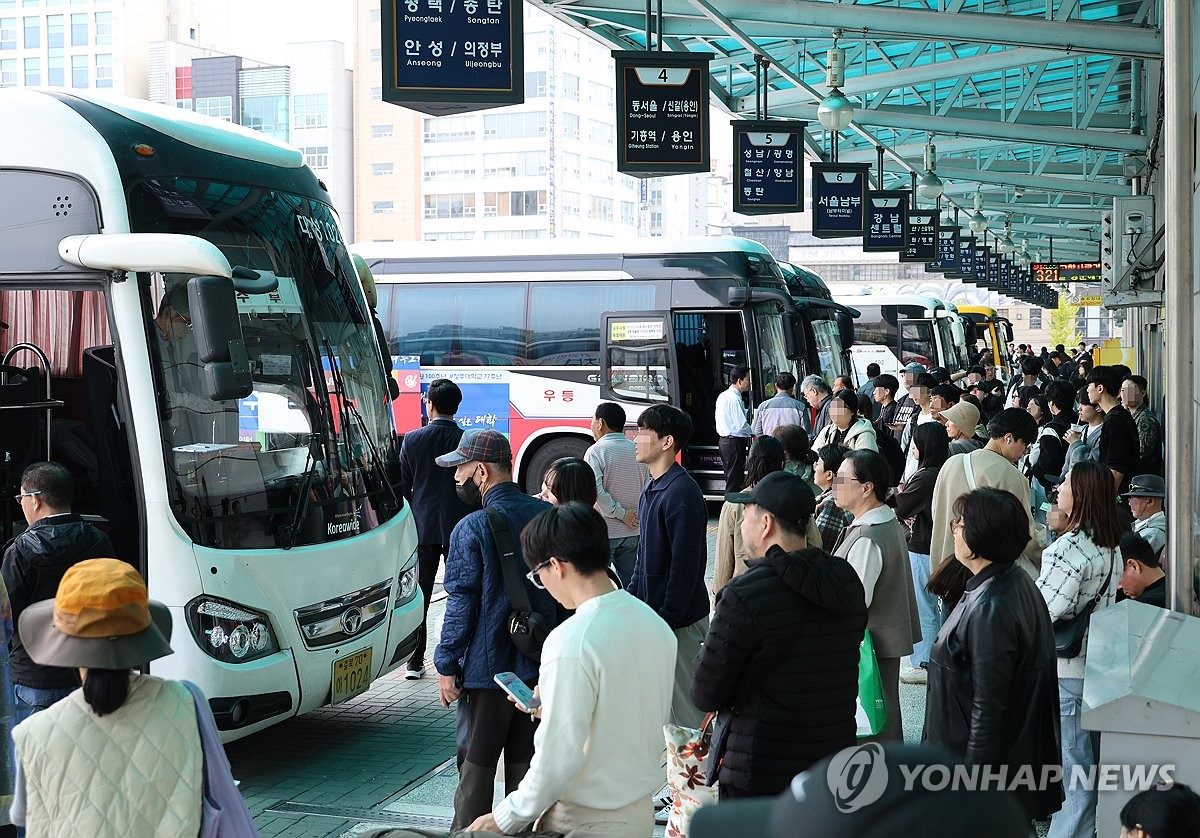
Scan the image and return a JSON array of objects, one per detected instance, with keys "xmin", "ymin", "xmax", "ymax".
[
  {"xmin": 989, "ymin": 253, "xmax": 1002, "ymax": 290},
  {"xmin": 381, "ymin": 0, "xmax": 523, "ymax": 115},
  {"xmin": 810, "ymin": 163, "xmax": 870, "ymax": 238},
  {"xmin": 732, "ymin": 120, "xmax": 806, "ymax": 215},
  {"xmin": 999, "ymin": 257, "xmax": 1012, "ymax": 292},
  {"xmin": 862, "ymin": 191, "xmax": 907, "ymax": 252},
  {"xmin": 974, "ymin": 244, "xmax": 991, "ymax": 288},
  {"xmin": 927, "ymin": 227, "xmax": 961, "ymax": 274},
  {"xmin": 900, "ymin": 209, "xmax": 938, "ymax": 262},
  {"xmin": 958, "ymin": 236, "xmax": 977, "ymax": 281},
  {"xmin": 615, "ymin": 51, "xmax": 713, "ymax": 177}
]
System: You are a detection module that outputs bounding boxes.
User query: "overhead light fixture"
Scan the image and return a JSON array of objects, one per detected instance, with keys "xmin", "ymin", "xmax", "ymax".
[
  {"xmin": 916, "ymin": 140, "xmax": 943, "ymax": 200},
  {"xmin": 968, "ymin": 191, "xmax": 988, "ymax": 234},
  {"xmin": 998, "ymin": 219, "xmax": 1016, "ymax": 254},
  {"xmin": 816, "ymin": 41, "xmax": 855, "ymax": 132}
]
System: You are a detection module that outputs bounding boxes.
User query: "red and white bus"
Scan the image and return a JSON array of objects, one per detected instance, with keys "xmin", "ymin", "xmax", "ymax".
[{"xmin": 357, "ymin": 237, "xmax": 850, "ymax": 498}]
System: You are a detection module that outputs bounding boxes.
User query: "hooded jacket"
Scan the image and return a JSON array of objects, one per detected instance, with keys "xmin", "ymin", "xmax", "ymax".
[
  {"xmin": 2, "ymin": 514, "xmax": 114, "ymax": 689},
  {"xmin": 691, "ymin": 544, "xmax": 867, "ymax": 795}
]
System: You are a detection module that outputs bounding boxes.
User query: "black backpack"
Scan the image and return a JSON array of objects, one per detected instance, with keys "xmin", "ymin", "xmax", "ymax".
[
  {"xmin": 875, "ymin": 426, "xmax": 906, "ymax": 487},
  {"xmin": 485, "ymin": 507, "xmax": 552, "ymax": 662}
]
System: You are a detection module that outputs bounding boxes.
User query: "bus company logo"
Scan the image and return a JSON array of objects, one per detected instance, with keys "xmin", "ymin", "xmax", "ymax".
[
  {"xmin": 327, "ymin": 507, "xmax": 363, "ymax": 537},
  {"xmin": 403, "ymin": 373, "xmax": 420, "ymax": 389},
  {"xmin": 340, "ymin": 606, "xmax": 363, "ymax": 636},
  {"xmin": 827, "ymin": 744, "xmax": 888, "ymax": 813}
]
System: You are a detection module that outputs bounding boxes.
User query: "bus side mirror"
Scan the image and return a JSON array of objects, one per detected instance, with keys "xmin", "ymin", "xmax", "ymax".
[
  {"xmin": 188, "ymin": 276, "xmax": 252, "ymax": 401},
  {"xmin": 836, "ymin": 312, "xmax": 855, "ymax": 352},
  {"xmin": 783, "ymin": 312, "xmax": 804, "ymax": 361}
]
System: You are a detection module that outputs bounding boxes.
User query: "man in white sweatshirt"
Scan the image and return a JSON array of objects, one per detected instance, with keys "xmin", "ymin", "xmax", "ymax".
[{"xmin": 469, "ymin": 502, "xmax": 678, "ymax": 836}]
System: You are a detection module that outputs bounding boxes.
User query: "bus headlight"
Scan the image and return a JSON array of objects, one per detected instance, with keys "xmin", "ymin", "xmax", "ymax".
[
  {"xmin": 186, "ymin": 596, "xmax": 280, "ymax": 664},
  {"xmin": 397, "ymin": 549, "xmax": 419, "ymax": 605}
]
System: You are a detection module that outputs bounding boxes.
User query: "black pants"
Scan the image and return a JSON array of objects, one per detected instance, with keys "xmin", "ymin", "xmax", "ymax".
[
  {"xmin": 453, "ymin": 688, "xmax": 537, "ymax": 828},
  {"xmin": 409, "ymin": 543, "xmax": 447, "ymax": 669},
  {"xmin": 719, "ymin": 436, "xmax": 750, "ymax": 493}
]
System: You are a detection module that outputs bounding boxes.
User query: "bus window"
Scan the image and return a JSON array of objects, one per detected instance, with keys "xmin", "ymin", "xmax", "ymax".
[
  {"xmin": 380, "ymin": 283, "xmax": 525, "ymax": 365},
  {"xmin": 900, "ymin": 321, "xmax": 936, "ymax": 367},
  {"xmin": 810, "ymin": 317, "xmax": 846, "ymax": 384},
  {"xmin": 851, "ymin": 304, "xmax": 898, "ymax": 351},
  {"xmin": 527, "ymin": 282, "xmax": 655, "ymax": 365},
  {"xmin": 753, "ymin": 302, "xmax": 792, "ymax": 397},
  {"xmin": 601, "ymin": 313, "xmax": 672, "ymax": 403}
]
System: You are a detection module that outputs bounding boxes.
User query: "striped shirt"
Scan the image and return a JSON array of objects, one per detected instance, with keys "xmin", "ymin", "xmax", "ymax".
[{"xmin": 584, "ymin": 433, "xmax": 650, "ymax": 539}]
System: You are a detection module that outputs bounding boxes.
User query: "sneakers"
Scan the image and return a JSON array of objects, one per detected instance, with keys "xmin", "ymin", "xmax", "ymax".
[
  {"xmin": 899, "ymin": 665, "xmax": 927, "ymax": 685},
  {"xmin": 652, "ymin": 783, "xmax": 673, "ymax": 810},
  {"xmin": 404, "ymin": 664, "xmax": 426, "ymax": 680}
]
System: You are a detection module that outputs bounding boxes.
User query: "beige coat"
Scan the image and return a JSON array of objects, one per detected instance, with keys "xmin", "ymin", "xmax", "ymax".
[{"xmin": 713, "ymin": 500, "xmax": 823, "ymax": 594}]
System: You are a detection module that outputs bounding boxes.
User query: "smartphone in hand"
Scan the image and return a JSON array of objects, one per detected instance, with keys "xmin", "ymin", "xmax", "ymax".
[{"xmin": 494, "ymin": 671, "xmax": 541, "ymax": 713}]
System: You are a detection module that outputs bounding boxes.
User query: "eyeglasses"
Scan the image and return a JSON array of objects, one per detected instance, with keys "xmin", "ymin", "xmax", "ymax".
[
  {"xmin": 13, "ymin": 490, "xmax": 41, "ymax": 502},
  {"xmin": 833, "ymin": 474, "xmax": 863, "ymax": 486},
  {"xmin": 526, "ymin": 560, "xmax": 552, "ymax": 590}
]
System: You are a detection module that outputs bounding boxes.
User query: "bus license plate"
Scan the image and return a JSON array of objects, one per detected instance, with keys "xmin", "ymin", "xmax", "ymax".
[{"xmin": 331, "ymin": 648, "xmax": 373, "ymax": 705}]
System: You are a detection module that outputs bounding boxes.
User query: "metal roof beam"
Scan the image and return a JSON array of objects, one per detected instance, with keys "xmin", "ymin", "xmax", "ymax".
[
  {"xmin": 878, "ymin": 157, "xmax": 1126, "ymax": 176},
  {"xmin": 840, "ymin": 136, "xmax": 1025, "ymax": 162},
  {"xmin": 935, "ymin": 164, "xmax": 1129, "ymax": 195}
]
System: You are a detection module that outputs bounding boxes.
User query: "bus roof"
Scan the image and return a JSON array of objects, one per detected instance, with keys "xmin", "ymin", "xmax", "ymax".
[
  {"xmin": 832, "ymin": 293, "xmax": 952, "ymax": 316},
  {"xmin": 957, "ymin": 305, "xmax": 1000, "ymax": 319},
  {"xmin": 353, "ymin": 235, "xmax": 775, "ymax": 262}
]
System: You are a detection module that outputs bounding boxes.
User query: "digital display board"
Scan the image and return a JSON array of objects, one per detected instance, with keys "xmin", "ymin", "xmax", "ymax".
[{"xmin": 1030, "ymin": 262, "xmax": 1103, "ymax": 284}]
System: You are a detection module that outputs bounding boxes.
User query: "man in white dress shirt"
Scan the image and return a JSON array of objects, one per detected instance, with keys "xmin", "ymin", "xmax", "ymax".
[
  {"xmin": 716, "ymin": 365, "xmax": 753, "ymax": 493},
  {"xmin": 469, "ymin": 503, "xmax": 677, "ymax": 836}
]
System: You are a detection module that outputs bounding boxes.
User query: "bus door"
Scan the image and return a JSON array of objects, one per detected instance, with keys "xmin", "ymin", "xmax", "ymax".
[{"xmin": 600, "ymin": 309, "xmax": 679, "ymax": 411}]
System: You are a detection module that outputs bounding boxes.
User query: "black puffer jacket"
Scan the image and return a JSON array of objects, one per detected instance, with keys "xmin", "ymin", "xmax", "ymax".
[
  {"xmin": 691, "ymin": 544, "xmax": 867, "ymax": 796},
  {"xmin": 924, "ymin": 562, "xmax": 1064, "ymax": 820},
  {"xmin": 2, "ymin": 514, "xmax": 114, "ymax": 689}
]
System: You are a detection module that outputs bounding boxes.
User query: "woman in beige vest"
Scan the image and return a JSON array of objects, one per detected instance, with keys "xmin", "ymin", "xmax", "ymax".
[{"xmin": 10, "ymin": 559, "xmax": 209, "ymax": 838}]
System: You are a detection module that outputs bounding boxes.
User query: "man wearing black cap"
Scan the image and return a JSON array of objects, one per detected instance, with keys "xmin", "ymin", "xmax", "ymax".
[{"xmin": 691, "ymin": 471, "xmax": 867, "ymax": 799}]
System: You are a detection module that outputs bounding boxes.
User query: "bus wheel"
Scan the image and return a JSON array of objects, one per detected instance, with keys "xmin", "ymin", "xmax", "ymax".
[{"xmin": 523, "ymin": 437, "xmax": 591, "ymax": 495}]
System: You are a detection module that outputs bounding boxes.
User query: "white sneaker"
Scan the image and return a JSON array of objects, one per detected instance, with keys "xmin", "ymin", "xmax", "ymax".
[
  {"xmin": 652, "ymin": 782, "xmax": 672, "ymax": 810},
  {"xmin": 899, "ymin": 665, "xmax": 927, "ymax": 685},
  {"xmin": 404, "ymin": 665, "xmax": 426, "ymax": 680}
]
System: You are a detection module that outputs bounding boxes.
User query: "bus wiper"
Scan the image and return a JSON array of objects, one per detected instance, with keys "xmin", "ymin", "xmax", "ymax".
[{"xmin": 278, "ymin": 433, "xmax": 325, "ymax": 550}]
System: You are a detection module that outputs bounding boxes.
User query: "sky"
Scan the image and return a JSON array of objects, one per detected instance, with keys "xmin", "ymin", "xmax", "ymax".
[{"xmin": 221, "ymin": 0, "xmax": 357, "ymax": 66}]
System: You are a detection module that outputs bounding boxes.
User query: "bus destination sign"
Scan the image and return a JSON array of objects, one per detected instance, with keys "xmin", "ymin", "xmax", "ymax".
[
  {"xmin": 732, "ymin": 121, "xmax": 806, "ymax": 215},
  {"xmin": 381, "ymin": 0, "xmax": 524, "ymax": 115},
  {"xmin": 810, "ymin": 163, "xmax": 870, "ymax": 238},
  {"xmin": 899, "ymin": 209, "xmax": 938, "ymax": 262},
  {"xmin": 614, "ymin": 51, "xmax": 713, "ymax": 177},
  {"xmin": 1031, "ymin": 262, "xmax": 1103, "ymax": 284},
  {"xmin": 862, "ymin": 191, "xmax": 907, "ymax": 252}
]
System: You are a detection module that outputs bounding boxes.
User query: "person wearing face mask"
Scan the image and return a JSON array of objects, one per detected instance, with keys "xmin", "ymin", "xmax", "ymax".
[{"xmin": 433, "ymin": 428, "xmax": 558, "ymax": 830}]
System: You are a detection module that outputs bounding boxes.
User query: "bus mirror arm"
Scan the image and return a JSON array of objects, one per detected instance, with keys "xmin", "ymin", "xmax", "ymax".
[
  {"xmin": 231, "ymin": 266, "xmax": 279, "ymax": 295},
  {"xmin": 783, "ymin": 311, "xmax": 806, "ymax": 361}
]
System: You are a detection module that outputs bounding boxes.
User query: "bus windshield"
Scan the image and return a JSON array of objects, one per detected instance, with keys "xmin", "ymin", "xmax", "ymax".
[
  {"xmin": 753, "ymin": 301, "xmax": 794, "ymax": 397},
  {"xmin": 937, "ymin": 316, "xmax": 970, "ymax": 370},
  {"xmin": 809, "ymin": 315, "xmax": 847, "ymax": 384},
  {"xmin": 133, "ymin": 177, "xmax": 398, "ymax": 550}
]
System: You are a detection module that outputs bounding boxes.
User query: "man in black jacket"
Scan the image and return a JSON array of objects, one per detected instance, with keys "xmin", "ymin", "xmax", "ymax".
[
  {"xmin": 398, "ymin": 378, "xmax": 473, "ymax": 679},
  {"xmin": 691, "ymin": 471, "xmax": 867, "ymax": 799},
  {"xmin": 2, "ymin": 461, "xmax": 113, "ymax": 720}
]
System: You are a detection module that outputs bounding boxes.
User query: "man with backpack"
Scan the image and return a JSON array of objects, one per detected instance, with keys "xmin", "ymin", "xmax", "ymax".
[
  {"xmin": 434, "ymin": 429, "xmax": 558, "ymax": 829},
  {"xmin": 871, "ymin": 374, "xmax": 906, "ymax": 487}
]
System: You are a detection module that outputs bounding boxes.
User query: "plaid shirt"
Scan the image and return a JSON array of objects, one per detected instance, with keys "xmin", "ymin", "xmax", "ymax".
[
  {"xmin": 814, "ymin": 489, "xmax": 853, "ymax": 553},
  {"xmin": 1035, "ymin": 528, "xmax": 1119, "ymax": 678}
]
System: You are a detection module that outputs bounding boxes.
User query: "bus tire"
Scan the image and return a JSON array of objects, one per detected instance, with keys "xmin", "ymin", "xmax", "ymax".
[{"xmin": 523, "ymin": 436, "xmax": 591, "ymax": 495}]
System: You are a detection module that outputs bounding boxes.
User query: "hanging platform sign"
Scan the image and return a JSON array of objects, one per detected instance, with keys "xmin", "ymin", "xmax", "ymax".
[
  {"xmin": 974, "ymin": 244, "xmax": 991, "ymax": 288},
  {"xmin": 999, "ymin": 257, "xmax": 1012, "ymax": 292},
  {"xmin": 958, "ymin": 235, "xmax": 977, "ymax": 281},
  {"xmin": 988, "ymin": 253, "xmax": 1002, "ymax": 291},
  {"xmin": 862, "ymin": 191, "xmax": 907, "ymax": 252},
  {"xmin": 899, "ymin": 209, "xmax": 938, "ymax": 262},
  {"xmin": 381, "ymin": 0, "xmax": 523, "ymax": 115},
  {"xmin": 810, "ymin": 163, "xmax": 870, "ymax": 238},
  {"xmin": 732, "ymin": 121, "xmax": 806, "ymax": 215},
  {"xmin": 928, "ymin": 228, "xmax": 962, "ymax": 275},
  {"xmin": 614, "ymin": 51, "xmax": 713, "ymax": 177}
]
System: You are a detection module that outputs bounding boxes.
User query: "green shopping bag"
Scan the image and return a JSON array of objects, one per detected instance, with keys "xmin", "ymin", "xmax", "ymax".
[{"xmin": 856, "ymin": 630, "xmax": 888, "ymax": 738}]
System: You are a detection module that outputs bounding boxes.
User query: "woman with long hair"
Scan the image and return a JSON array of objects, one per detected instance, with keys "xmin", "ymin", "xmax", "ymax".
[
  {"xmin": 813, "ymin": 390, "xmax": 878, "ymax": 452},
  {"xmin": 1035, "ymin": 459, "xmax": 1123, "ymax": 838},
  {"xmin": 887, "ymin": 422, "xmax": 949, "ymax": 685},
  {"xmin": 538, "ymin": 457, "xmax": 598, "ymax": 507},
  {"xmin": 713, "ymin": 436, "xmax": 786, "ymax": 592},
  {"xmin": 924, "ymin": 488, "xmax": 1062, "ymax": 825}
]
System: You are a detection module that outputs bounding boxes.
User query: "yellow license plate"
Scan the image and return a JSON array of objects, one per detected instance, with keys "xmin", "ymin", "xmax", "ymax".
[{"xmin": 331, "ymin": 647, "xmax": 373, "ymax": 705}]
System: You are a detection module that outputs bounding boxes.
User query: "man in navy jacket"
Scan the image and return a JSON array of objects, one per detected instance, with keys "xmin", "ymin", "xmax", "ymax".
[
  {"xmin": 434, "ymin": 428, "xmax": 556, "ymax": 830},
  {"xmin": 398, "ymin": 378, "xmax": 473, "ymax": 679},
  {"xmin": 629, "ymin": 404, "xmax": 709, "ymax": 729}
]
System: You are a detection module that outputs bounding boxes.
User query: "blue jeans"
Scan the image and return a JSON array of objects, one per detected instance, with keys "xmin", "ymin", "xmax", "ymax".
[
  {"xmin": 14, "ymin": 684, "xmax": 74, "ymax": 724},
  {"xmin": 609, "ymin": 536, "xmax": 639, "ymax": 589},
  {"xmin": 1049, "ymin": 677, "xmax": 1098, "ymax": 838},
  {"xmin": 908, "ymin": 551, "xmax": 941, "ymax": 668}
]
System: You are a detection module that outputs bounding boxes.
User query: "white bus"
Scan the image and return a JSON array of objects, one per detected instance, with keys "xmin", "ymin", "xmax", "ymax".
[
  {"xmin": 357, "ymin": 237, "xmax": 845, "ymax": 498},
  {"xmin": 0, "ymin": 90, "xmax": 423, "ymax": 740},
  {"xmin": 832, "ymin": 292, "xmax": 972, "ymax": 384}
]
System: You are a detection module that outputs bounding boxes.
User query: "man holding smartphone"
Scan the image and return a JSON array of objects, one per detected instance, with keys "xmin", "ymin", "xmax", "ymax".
[{"xmin": 469, "ymin": 503, "xmax": 676, "ymax": 835}]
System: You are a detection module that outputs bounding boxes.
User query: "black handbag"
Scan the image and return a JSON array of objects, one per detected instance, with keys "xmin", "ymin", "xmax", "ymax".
[
  {"xmin": 1052, "ymin": 548, "xmax": 1115, "ymax": 658},
  {"xmin": 486, "ymin": 507, "xmax": 551, "ymax": 662}
]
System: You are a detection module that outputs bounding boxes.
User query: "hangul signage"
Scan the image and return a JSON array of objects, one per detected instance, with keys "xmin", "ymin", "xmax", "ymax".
[
  {"xmin": 928, "ymin": 227, "xmax": 962, "ymax": 275},
  {"xmin": 614, "ymin": 51, "xmax": 713, "ymax": 177},
  {"xmin": 810, "ymin": 163, "xmax": 870, "ymax": 238},
  {"xmin": 900, "ymin": 209, "xmax": 938, "ymax": 262},
  {"xmin": 862, "ymin": 191, "xmax": 907, "ymax": 252},
  {"xmin": 1030, "ymin": 262, "xmax": 1103, "ymax": 284},
  {"xmin": 999, "ymin": 258, "xmax": 1012, "ymax": 292},
  {"xmin": 381, "ymin": 0, "xmax": 523, "ymax": 115},
  {"xmin": 974, "ymin": 244, "xmax": 991, "ymax": 288},
  {"xmin": 732, "ymin": 121, "xmax": 805, "ymax": 215},
  {"xmin": 988, "ymin": 253, "xmax": 1001, "ymax": 290},
  {"xmin": 958, "ymin": 235, "xmax": 977, "ymax": 281}
]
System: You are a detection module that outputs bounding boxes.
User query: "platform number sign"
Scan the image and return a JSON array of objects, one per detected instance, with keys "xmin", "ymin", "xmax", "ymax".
[
  {"xmin": 732, "ymin": 121, "xmax": 806, "ymax": 215},
  {"xmin": 927, "ymin": 227, "xmax": 961, "ymax": 275},
  {"xmin": 958, "ymin": 236, "xmax": 977, "ymax": 281},
  {"xmin": 974, "ymin": 244, "xmax": 991, "ymax": 288},
  {"xmin": 810, "ymin": 163, "xmax": 871, "ymax": 238},
  {"xmin": 900, "ymin": 209, "xmax": 938, "ymax": 262},
  {"xmin": 614, "ymin": 51, "xmax": 713, "ymax": 177},
  {"xmin": 380, "ymin": 0, "xmax": 524, "ymax": 115},
  {"xmin": 863, "ymin": 191, "xmax": 908, "ymax": 252}
]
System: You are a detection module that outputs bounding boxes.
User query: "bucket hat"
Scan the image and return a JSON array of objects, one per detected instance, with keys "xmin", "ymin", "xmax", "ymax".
[{"xmin": 20, "ymin": 558, "xmax": 173, "ymax": 670}]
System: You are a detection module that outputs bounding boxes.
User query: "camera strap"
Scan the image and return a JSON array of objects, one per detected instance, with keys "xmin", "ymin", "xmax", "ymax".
[{"xmin": 485, "ymin": 506, "xmax": 534, "ymax": 614}]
